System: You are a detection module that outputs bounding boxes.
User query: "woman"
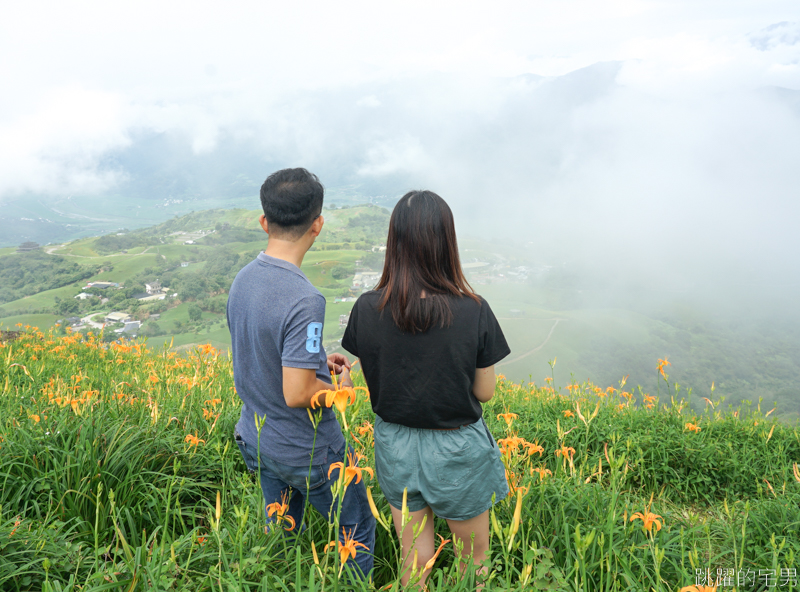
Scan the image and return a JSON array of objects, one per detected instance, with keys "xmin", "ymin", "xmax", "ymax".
[{"xmin": 342, "ymin": 190, "xmax": 510, "ymax": 587}]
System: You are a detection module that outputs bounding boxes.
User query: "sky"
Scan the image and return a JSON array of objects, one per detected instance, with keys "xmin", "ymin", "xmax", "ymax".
[{"xmin": 1, "ymin": 0, "xmax": 799, "ymax": 304}]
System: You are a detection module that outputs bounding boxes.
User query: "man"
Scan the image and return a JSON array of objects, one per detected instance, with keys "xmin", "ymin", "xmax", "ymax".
[{"xmin": 227, "ymin": 168, "xmax": 375, "ymax": 577}]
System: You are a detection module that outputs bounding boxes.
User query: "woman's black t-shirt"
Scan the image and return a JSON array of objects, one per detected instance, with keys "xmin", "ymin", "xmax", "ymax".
[{"xmin": 341, "ymin": 291, "xmax": 510, "ymax": 429}]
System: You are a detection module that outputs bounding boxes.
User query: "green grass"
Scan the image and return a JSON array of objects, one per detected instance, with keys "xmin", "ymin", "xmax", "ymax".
[
  {"xmin": 146, "ymin": 305, "xmax": 230, "ymax": 350},
  {"xmin": 148, "ymin": 325, "xmax": 231, "ymax": 351},
  {"xmin": 1, "ymin": 328, "xmax": 798, "ymax": 591},
  {"xmin": 0, "ymin": 285, "xmax": 86, "ymax": 314},
  {"xmin": 0, "ymin": 313, "xmax": 60, "ymax": 330},
  {"xmin": 156, "ymin": 303, "xmax": 193, "ymax": 326},
  {"xmin": 58, "ymin": 239, "xmax": 100, "ymax": 257},
  {"xmin": 83, "ymin": 253, "xmax": 166, "ymax": 283}
]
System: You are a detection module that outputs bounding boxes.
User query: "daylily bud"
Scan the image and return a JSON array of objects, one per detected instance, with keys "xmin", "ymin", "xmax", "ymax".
[{"xmin": 366, "ymin": 486, "xmax": 380, "ymax": 520}]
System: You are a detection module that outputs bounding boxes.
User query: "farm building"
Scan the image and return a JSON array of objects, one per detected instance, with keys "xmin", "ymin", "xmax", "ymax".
[{"xmin": 105, "ymin": 312, "xmax": 131, "ymax": 325}]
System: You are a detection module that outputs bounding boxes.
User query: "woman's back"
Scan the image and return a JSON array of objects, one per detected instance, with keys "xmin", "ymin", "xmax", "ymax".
[{"xmin": 342, "ymin": 290, "xmax": 508, "ymax": 429}]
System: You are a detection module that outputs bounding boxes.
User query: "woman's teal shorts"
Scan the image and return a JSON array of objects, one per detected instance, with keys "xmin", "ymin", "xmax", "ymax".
[{"xmin": 373, "ymin": 416, "xmax": 509, "ymax": 521}]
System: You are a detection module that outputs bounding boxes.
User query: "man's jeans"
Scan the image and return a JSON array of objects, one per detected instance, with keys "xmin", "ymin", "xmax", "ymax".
[{"xmin": 234, "ymin": 431, "xmax": 376, "ymax": 578}]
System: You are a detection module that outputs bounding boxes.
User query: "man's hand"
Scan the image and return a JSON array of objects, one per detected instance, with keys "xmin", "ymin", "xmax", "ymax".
[
  {"xmin": 326, "ymin": 353, "xmax": 351, "ymax": 376},
  {"xmin": 337, "ymin": 366, "xmax": 353, "ymax": 388}
]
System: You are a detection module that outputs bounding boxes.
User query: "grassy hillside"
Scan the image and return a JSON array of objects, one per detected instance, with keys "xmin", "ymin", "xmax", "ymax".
[
  {"xmin": 1, "ymin": 328, "xmax": 798, "ymax": 591},
  {"xmin": 0, "ymin": 205, "xmax": 389, "ymax": 350},
  {"xmin": 2, "ymin": 205, "xmax": 799, "ymax": 420}
]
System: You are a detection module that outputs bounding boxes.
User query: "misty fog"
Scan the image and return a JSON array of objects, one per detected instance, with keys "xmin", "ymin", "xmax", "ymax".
[{"xmin": 1, "ymin": 2, "xmax": 798, "ymax": 409}]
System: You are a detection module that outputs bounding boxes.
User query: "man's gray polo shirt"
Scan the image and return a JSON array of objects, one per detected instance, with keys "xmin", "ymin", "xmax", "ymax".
[{"xmin": 227, "ymin": 252, "xmax": 344, "ymax": 467}]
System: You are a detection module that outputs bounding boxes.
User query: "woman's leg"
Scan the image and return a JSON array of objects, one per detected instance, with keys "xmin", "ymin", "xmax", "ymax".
[
  {"xmin": 389, "ymin": 504, "xmax": 436, "ymax": 587},
  {"xmin": 446, "ymin": 509, "xmax": 491, "ymax": 587}
]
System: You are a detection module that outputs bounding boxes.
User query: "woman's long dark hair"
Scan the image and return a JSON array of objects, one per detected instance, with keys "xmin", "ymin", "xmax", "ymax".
[{"xmin": 375, "ymin": 190, "xmax": 479, "ymax": 333}]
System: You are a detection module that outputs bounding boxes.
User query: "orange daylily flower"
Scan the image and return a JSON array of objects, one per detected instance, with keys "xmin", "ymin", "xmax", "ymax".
[
  {"xmin": 680, "ymin": 586, "xmax": 717, "ymax": 592},
  {"xmin": 9, "ymin": 517, "xmax": 22, "ymax": 537},
  {"xmin": 555, "ymin": 445, "xmax": 575, "ymax": 460},
  {"xmin": 311, "ymin": 387, "xmax": 358, "ymax": 413},
  {"xmin": 656, "ymin": 357, "xmax": 671, "ymax": 377},
  {"xmin": 357, "ymin": 421, "xmax": 373, "ymax": 436},
  {"xmin": 197, "ymin": 343, "xmax": 217, "ymax": 356},
  {"xmin": 328, "ymin": 450, "xmax": 374, "ymax": 487},
  {"xmin": 685, "ymin": 422, "xmax": 701, "ymax": 433},
  {"xmin": 531, "ymin": 466, "xmax": 552, "ymax": 480},
  {"xmin": 525, "ymin": 442, "xmax": 545, "ymax": 456},
  {"xmin": 185, "ymin": 433, "xmax": 205, "ymax": 448},
  {"xmin": 497, "ymin": 436, "xmax": 543, "ymax": 457},
  {"xmin": 326, "ymin": 527, "xmax": 369, "ymax": 569},
  {"xmin": 563, "ymin": 410, "xmax": 574, "ymax": 418},
  {"xmin": 423, "ymin": 534, "xmax": 451, "ymax": 571},
  {"xmin": 497, "ymin": 412, "xmax": 518, "ymax": 426},
  {"xmin": 630, "ymin": 510, "xmax": 663, "ymax": 533},
  {"xmin": 311, "ymin": 384, "xmax": 367, "ymax": 431},
  {"xmin": 266, "ymin": 491, "xmax": 296, "ymax": 531}
]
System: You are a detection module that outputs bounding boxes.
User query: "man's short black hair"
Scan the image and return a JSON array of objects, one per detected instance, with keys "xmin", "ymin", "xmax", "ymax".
[{"xmin": 260, "ymin": 168, "xmax": 324, "ymax": 239}]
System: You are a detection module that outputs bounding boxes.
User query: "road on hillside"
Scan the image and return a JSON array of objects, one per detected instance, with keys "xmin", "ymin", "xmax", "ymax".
[
  {"xmin": 44, "ymin": 245, "xmax": 153, "ymax": 258},
  {"xmin": 496, "ymin": 318, "xmax": 563, "ymax": 368},
  {"xmin": 80, "ymin": 314, "xmax": 106, "ymax": 330}
]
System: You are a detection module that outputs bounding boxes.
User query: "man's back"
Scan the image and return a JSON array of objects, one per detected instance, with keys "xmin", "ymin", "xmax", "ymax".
[{"xmin": 227, "ymin": 252, "xmax": 343, "ymax": 467}]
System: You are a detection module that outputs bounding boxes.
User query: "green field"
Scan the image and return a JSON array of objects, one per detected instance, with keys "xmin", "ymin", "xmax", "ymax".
[
  {"xmin": 0, "ymin": 313, "xmax": 60, "ymax": 330},
  {"xmin": 1, "ymin": 329, "xmax": 798, "ymax": 591}
]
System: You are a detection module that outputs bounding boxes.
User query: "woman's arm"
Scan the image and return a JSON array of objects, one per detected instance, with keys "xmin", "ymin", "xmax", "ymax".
[{"xmin": 473, "ymin": 365, "xmax": 496, "ymax": 403}]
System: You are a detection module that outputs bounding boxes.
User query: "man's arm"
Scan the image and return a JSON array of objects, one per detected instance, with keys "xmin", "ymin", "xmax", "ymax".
[{"xmin": 283, "ymin": 357, "xmax": 353, "ymax": 409}]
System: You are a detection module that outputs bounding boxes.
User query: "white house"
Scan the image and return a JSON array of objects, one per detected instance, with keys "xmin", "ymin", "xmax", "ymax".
[
  {"xmin": 105, "ymin": 312, "xmax": 131, "ymax": 325},
  {"xmin": 145, "ymin": 281, "xmax": 162, "ymax": 294},
  {"xmin": 352, "ymin": 272, "xmax": 381, "ymax": 290}
]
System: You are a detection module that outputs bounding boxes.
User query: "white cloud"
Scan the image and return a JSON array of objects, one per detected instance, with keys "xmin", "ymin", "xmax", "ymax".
[
  {"xmin": 0, "ymin": 0, "xmax": 799, "ymax": 202},
  {"xmin": 357, "ymin": 136, "xmax": 428, "ymax": 177},
  {"xmin": 0, "ymin": 87, "xmax": 130, "ymax": 196},
  {"xmin": 356, "ymin": 95, "xmax": 382, "ymax": 108}
]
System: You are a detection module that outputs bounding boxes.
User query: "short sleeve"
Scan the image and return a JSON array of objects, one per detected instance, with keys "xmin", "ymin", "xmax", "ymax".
[
  {"xmin": 341, "ymin": 299, "xmax": 359, "ymax": 358},
  {"xmin": 282, "ymin": 295, "xmax": 327, "ymax": 369},
  {"xmin": 476, "ymin": 299, "xmax": 511, "ymax": 368}
]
